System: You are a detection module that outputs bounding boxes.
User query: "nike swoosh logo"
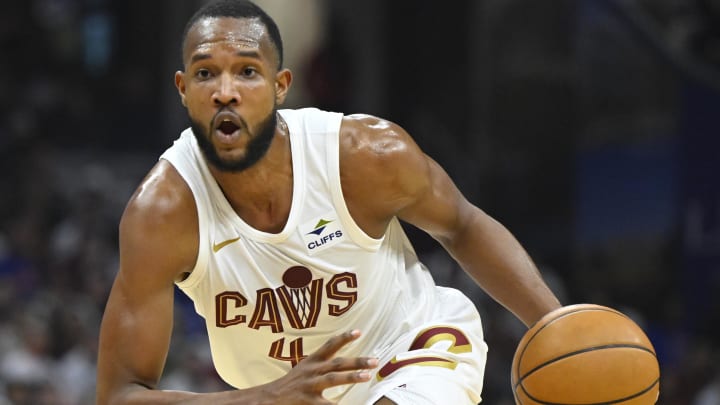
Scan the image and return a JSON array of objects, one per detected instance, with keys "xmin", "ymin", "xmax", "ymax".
[{"xmin": 213, "ymin": 236, "xmax": 241, "ymax": 253}]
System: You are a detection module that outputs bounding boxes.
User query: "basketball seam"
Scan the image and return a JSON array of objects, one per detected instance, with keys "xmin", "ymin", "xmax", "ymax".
[
  {"xmin": 517, "ymin": 377, "xmax": 660, "ymax": 405},
  {"xmin": 516, "ymin": 343, "xmax": 658, "ymax": 385}
]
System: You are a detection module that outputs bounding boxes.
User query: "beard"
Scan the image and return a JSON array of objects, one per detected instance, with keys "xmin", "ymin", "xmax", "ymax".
[{"xmin": 190, "ymin": 109, "xmax": 278, "ymax": 173}]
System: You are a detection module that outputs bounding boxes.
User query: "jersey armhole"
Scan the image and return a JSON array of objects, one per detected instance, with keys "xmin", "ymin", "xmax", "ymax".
[
  {"xmin": 158, "ymin": 156, "xmax": 210, "ymax": 293},
  {"xmin": 326, "ymin": 116, "xmax": 384, "ymax": 251}
]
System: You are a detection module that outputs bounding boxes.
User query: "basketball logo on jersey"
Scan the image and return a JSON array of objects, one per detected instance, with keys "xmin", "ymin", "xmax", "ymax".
[
  {"xmin": 276, "ymin": 266, "xmax": 323, "ymax": 329},
  {"xmin": 300, "ymin": 213, "xmax": 344, "ymax": 255}
]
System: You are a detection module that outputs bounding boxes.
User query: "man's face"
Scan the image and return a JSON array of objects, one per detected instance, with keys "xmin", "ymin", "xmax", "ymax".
[{"xmin": 175, "ymin": 17, "xmax": 289, "ymax": 172}]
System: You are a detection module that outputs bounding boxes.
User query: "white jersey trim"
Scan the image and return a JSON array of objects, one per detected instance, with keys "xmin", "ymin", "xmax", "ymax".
[
  {"xmin": 326, "ymin": 114, "xmax": 384, "ymax": 251},
  {"xmin": 160, "ymin": 129, "xmax": 210, "ymax": 294}
]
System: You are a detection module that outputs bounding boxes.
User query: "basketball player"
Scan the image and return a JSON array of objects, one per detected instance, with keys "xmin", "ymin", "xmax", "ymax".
[{"xmin": 96, "ymin": 1, "xmax": 561, "ymax": 404}]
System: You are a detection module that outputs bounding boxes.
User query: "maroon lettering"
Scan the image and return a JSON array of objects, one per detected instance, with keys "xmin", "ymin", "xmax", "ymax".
[
  {"xmin": 377, "ymin": 326, "xmax": 472, "ymax": 380},
  {"xmin": 268, "ymin": 337, "xmax": 306, "ymax": 367},
  {"xmin": 409, "ymin": 326, "xmax": 471, "ymax": 351},
  {"xmin": 248, "ymin": 288, "xmax": 284, "ymax": 333},
  {"xmin": 326, "ymin": 272, "xmax": 358, "ymax": 316},
  {"xmin": 214, "ymin": 271, "xmax": 359, "ymax": 332},
  {"xmin": 215, "ymin": 291, "xmax": 248, "ymax": 328}
]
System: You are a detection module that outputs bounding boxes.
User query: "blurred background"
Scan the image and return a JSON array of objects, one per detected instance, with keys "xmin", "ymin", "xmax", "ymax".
[{"xmin": 1, "ymin": 0, "xmax": 719, "ymax": 403}]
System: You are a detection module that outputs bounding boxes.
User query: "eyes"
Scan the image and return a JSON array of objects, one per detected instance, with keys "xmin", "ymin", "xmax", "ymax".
[
  {"xmin": 195, "ymin": 69, "xmax": 212, "ymax": 80},
  {"xmin": 193, "ymin": 66, "xmax": 259, "ymax": 81}
]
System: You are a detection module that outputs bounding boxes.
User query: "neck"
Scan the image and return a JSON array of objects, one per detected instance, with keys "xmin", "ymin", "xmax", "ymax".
[{"xmin": 210, "ymin": 120, "xmax": 293, "ymax": 233}]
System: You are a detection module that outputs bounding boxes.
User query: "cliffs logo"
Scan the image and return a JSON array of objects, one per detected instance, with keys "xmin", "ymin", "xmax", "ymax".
[
  {"xmin": 301, "ymin": 214, "xmax": 344, "ymax": 255},
  {"xmin": 307, "ymin": 219, "xmax": 333, "ymax": 236}
]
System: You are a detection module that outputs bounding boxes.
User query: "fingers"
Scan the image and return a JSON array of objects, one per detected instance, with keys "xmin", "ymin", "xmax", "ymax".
[
  {"xmin": 313, "ymin": 329, "xmax": 363, "ymax": 360},
  {"xmin": 274, "ymin": 329, "xmax": 380, "ymax": 398},
  {"xmin": 320, "ymin": 369, "xmax": 375, "ymax": 388},
  {"xmin": 300, "ymin": 330, "xmax": 379, "ymax": 390},
  {"xmin": 312, "ymin": 330, "xmax": 378, "ymax": 371},
  {"xmin": 326, "ymin": 354, "xmax": 378, "ymax": 372}
]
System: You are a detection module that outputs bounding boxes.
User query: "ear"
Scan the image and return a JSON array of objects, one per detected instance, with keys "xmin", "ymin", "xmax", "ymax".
[
  {"xmin": 175, "ymin": 70, "xmax": 187, "ymax": 107},
  {"xmin": 274, "ymin": 68, "xmax": 293, "ymax": 105}
]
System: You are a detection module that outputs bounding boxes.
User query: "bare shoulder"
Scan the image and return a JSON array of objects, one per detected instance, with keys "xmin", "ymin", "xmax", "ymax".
[
  {"xmin": 338, "ymin": 114, "xmax": 432, "ymax": 233},
  {"xmin": 339, "ymin": 114, "xmax": 419, "ymax": 162},
  {"xmin": 340, "ymin": 113, "xmax": 430, "ymax": 174},
  {"xmin": 120, "ymin": 159, "xmax": 198, "ymax": 282},
  {"xmin": 122, "ymin": 160, "xmax": 195, "ymax": 229}
]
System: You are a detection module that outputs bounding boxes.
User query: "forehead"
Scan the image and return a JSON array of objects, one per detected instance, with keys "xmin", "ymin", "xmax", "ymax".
[{"xmin": 183, "ymin": 16, "xmax": 274, "ymax": 64}]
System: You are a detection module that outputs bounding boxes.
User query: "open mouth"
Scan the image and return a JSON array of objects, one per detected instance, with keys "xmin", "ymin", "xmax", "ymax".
[
  {"xmin": 217, "ymin": 120, "xmax": 240, "ymax": 135},
  {"xmin": 213, "ymin": 113, "xmax": 243, "ymax": 144}
]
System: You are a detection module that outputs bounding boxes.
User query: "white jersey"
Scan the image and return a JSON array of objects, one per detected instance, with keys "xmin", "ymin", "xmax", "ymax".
[{"xmin": 160, "ymin": 108, "xmax": 486, "ymax": 403}]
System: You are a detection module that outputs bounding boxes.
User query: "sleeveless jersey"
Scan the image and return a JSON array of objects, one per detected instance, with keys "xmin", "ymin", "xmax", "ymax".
[{"xmin": 160, "ymin": 108, "xmax": 471, "ymax": 401}]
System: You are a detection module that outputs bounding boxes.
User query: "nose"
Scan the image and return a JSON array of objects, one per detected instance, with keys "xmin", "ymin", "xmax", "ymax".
[{"xmin": 213, "ymin": 73, "xmax": 240, "ymax": 106}]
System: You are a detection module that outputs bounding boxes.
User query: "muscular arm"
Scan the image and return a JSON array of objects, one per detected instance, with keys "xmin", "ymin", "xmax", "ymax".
[
  {"xmin": 96, "ymin": 160, "xmax": 207, "ymax": 404},
  {"xmin": 339, "ymin": 116, "xmax": 560, "ymax": 327},
  {"xmin": 399, "ymin": 159, "xmax": 560, "ymax": 327},
  {"xmin": 97, "ymin": 161, "xmax": 377, "ymax": 405}
]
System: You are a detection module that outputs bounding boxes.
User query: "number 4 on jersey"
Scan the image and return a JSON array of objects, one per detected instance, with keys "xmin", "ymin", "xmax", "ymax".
[{"xmin": 269, "ymin": 337, "xmax": 306, "ymax": 367}]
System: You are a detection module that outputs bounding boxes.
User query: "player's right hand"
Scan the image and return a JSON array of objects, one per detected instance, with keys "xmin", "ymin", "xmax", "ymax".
[{"xmin": 259, "ymin": 329, "xmax": 378, "ymax": 404}]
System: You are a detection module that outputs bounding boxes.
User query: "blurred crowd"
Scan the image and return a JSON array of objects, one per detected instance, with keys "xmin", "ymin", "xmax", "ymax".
[{"xmin": 1, "ymin": 0, "xmax": 720, "ymax": 404}]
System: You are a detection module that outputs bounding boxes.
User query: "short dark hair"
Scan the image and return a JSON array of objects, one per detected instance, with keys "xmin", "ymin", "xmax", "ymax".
[{"xmin": 181, "ymin": 0, "xmax": 284, "ymax": 69}]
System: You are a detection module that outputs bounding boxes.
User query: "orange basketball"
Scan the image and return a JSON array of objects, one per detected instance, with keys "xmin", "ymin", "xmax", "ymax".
[{"xmin": 511, "ymin": 304, "xmax": 660, "ymax": 404}]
